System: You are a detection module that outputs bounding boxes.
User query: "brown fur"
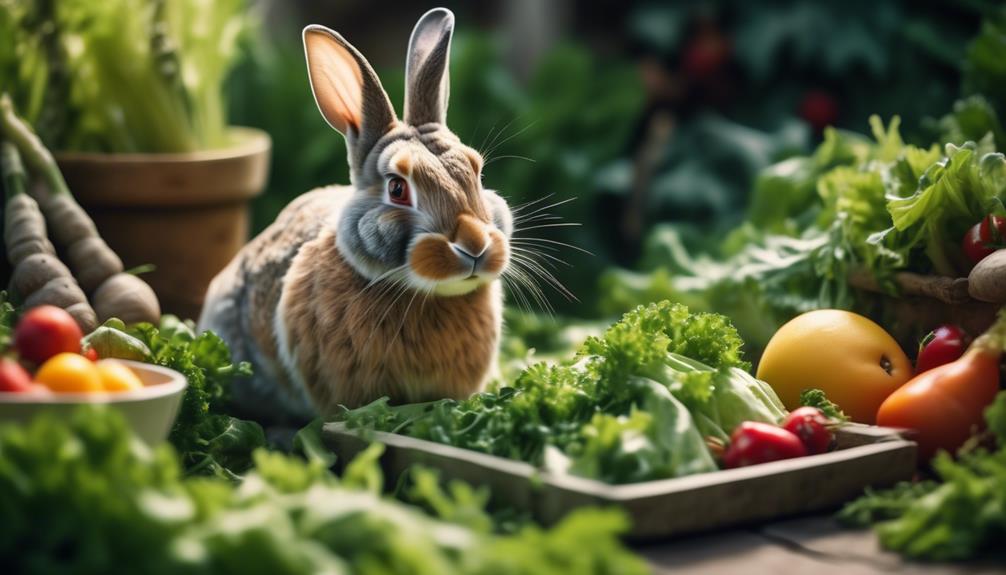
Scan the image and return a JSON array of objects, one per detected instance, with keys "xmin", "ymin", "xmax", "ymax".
[
  {"xmin": 281, "ymin": 229, "xmax": 500, "ymax": 412},
  {"xmin": 481, "ymin": 229, "xmax": 508, "ymax": 275},
  {"xmin": 393, "ymin": 154, "xmax": 412, "ymax": 176},
  {"xmin": 454, "ymin": 213, "xmax": 489, "ymax": 255},
  {"xmin": 410, "ymin": 236, "xmax": 466, "ymax": 280}
]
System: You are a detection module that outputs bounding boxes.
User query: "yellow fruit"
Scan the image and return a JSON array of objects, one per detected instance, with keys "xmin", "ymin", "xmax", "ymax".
[
  {"xmin": 756, "ymin": 310, "xmax": 912, "ymax": 424},
  {"xmin": 35, "ymin": 353, "xmax": 103, "ymax": 393},
  {"xmin": 96, "ymin": 359, "xmax": 144, "ymax": 392}
]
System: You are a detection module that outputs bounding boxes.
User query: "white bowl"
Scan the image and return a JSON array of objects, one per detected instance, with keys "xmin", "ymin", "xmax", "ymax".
[{"xmin": 0, "ymin": 360, "xmax": 187, "ymax": 444}]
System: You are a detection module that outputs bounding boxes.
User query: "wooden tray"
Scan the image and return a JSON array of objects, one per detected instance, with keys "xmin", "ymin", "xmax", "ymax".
[{"xmin": 323, "ymin": 422, "xmax": 916, "ymax": 540}]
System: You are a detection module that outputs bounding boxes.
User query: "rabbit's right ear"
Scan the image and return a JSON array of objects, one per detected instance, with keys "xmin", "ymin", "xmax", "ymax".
[{"xmin": 303, "ymin": 25, "xmax": 397, "ymax": 166}]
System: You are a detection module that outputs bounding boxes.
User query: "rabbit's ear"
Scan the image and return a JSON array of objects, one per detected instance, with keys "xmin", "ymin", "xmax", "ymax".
[
  {"xmin": 404, "ymin": 8, "xmax": 454, "ymax": 126},
  {"xmin": 303, "ymin": 25, "xmax": 396, "ymax": 160}
]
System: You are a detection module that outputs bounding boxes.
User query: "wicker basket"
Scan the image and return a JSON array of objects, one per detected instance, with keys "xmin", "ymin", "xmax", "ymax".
[{"xmin": 848, "ymin": 269, "xmax": 999, "ymax": 352}]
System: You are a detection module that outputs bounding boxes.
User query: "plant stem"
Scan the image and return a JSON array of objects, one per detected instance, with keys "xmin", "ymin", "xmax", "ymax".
[
  {"xmin": 0, "ymin": 94, "xmax": 71, "ymax": 196},
  {"xmin": 0, "ymin": 140, "xmax": 27, "ymax": 201},
  {"xmin": 35, "ymin": 0, "xmax": 69, "ymax": 147}
]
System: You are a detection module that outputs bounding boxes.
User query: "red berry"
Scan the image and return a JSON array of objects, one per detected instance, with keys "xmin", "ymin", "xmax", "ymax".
[
  {"xmin": 781, "ymin": 407, "xmax": 833, "ymax": 455},
  {"xmin": 681, "ymin": 27, "xmax": 731, "ymax": 80},
  {"xmin": 14, "ymin": 306, "xmax": 84, "ymax": 365},
  {"xmin": 800, "ymin": 91, "xmax": 839, "ymax": 132},
  {"xmin": 723, "ymin": 421, "xmax": 807, "ymax": 468},
  {"xmin": 83, "ymin": 347, "xmax": 99, "ymax": 362}
]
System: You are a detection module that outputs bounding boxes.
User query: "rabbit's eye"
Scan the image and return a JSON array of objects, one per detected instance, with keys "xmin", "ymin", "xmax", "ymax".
[{"xmin": 387, "ymin": 177, "xmax": 412, "ymax": 207}]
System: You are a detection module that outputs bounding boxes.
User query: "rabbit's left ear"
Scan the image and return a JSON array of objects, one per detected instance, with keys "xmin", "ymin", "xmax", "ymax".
[{"xmin": 404, "ymin": 8, "xmax": 454, "ymax": 126}]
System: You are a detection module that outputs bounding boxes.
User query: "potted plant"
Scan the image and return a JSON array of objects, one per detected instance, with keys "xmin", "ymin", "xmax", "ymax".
[{"xmin": 0, "ymin": 0, "xmax": 270, "ymax": 320}]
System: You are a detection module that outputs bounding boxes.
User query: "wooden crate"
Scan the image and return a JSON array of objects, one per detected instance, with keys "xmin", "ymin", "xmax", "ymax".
[{"xmin": 322, "ymin": 422, "xmax": 916, "ymax": 540}]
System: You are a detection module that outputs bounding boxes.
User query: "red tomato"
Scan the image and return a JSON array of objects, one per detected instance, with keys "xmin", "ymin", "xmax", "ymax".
[
  {"xmin": 781, "ymin": 407, "xmax": 833, "ymax": 454},
  {"xmin": 0, "ymin": 357, "xmax": 33, "ymax": 392},
  {"xmin": 723, "ymin": 422, "xmax": 807, "ymax": 468},
  {"xmin": 916, "ymin": 325, "xmax": 969, "ymax": 375},
  {"xmin": 14, "ymin": 306, "xmax": 84, "ymax": 364},
  {"xmin": 962, "ymin": 215, "xmax": 1006, "ymax": 264},
  {"xmin": 83, "ymin": 347, "xmax": 99, "ymax": 362}
]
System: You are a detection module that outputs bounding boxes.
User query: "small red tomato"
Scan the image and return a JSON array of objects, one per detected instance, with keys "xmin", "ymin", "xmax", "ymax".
[
  {"xmin": 962, "ymin": 215, "xmax": 1006, "ymax": 264},
  {"xmin": 781, "ymin": 407, "xmax": 833, "ymax": 455},
  {"xmin": 723, "ymin": 421, "xmax": 807, "ymax": 468},
  {"xmin": 83, "ymin": 347, "xmax": 99, "ymax": 362},
  {"xmin": 916, "ymin": 325, "xmax": 969, "ymax": 375},
  {"xmin": 14, "ymin": 306, "xmax": 84, "ymax": 365},
  {"xmin": 0, "ymin": 357, "xmax": 33, "ymax": 392}
]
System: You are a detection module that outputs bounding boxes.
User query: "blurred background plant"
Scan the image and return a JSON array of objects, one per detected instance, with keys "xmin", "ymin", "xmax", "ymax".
[
  {"xmin": 2, "ymin": 0, "xmax": 999, "ymax": 330},
  {"xmin": 0, "ymin": 0, "xmax": 251, "ymax": 152},
  {"xmin": 227, "ymin": 0, "xmax": 991, "ymax": 317}
]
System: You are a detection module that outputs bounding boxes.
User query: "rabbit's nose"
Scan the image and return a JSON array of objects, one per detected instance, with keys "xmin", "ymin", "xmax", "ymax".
[
  {"xmin": 452, "ymin": 213, "xmax": 490, "ymax": 259},
  {"xmin": 451, "ymin": 243, "xmax": 487, "ymax": 274}
]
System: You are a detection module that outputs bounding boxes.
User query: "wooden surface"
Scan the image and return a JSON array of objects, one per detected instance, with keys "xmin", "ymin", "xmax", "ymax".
[
  {"xmin": 324, "ymin": 422, "xmax": 916, "ymax": 538},
  {"xmin": 639, "ymin": 515, "xmax": 1001, "ymax": 574}
]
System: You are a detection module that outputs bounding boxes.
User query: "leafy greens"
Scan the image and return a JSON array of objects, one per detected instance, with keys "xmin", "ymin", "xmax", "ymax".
[
  {"xmin": 602, "ymin": 106, "xmax": 1006, "ymax": 352},
  {"xmin": 0, "ymin": 406, "xmax": 648, "ymax": 575},
  {"xmin": 341, "ymin": 301, "xmax": 786, "ymax": 484},
  {"xmin": 838, "ymin": 391, "xmax": 1006, "ymax": 561}
]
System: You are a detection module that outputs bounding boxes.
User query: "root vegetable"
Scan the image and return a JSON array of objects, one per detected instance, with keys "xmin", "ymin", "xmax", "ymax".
[
  {"xmin": 64, "ymin": 302, "xmax": 99, "ymax": 333},
  {"xmin": 968, "ymin": 249, "xmax": 1006, "ymax": 303},
  {"xmin": 24, "ymin": 277, "xmax": 90, "ymax": 310},
  {"xmin": 4, "ymin": 194, "xmax": 55, "ymax": 264},
  {"xmin": 1, "ymin": 138, "xmax": 97, "ymax": 332},
  {"xmin": 12, "ymin": 253, "xmax": 72, "ymax": 296},
  {"xmin": 92, "ymin": 273, "xmax": 160, "ymax": 325},
  {"xmin": 65, "ymin": 235, "xmax": 122, "ymax": 293},
  {"xmin": 0, "ymin": 95, "xmax": 159, "ymax": 325}
]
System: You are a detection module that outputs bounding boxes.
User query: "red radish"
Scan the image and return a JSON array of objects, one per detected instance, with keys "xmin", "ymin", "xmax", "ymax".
[
  {"xmin": 0, "ymin": 357, "xmax": 33, "ymax": 392},
  {"xmin": 962, "ymin": 215, "xmax": 1006, "ymax": 265},
  {"xmin": 723, "ymin": 421, "xmax": 807, "ymax": 468},
  {"xmin": 782, "ymin": 407, "xmax": 833, "ymax": 454},
  {"xmin": 916, "ymin": 325, "xmax": 969, "ymax": 375},
  {"xmin": 14, "ymin": 305, "xmax": 84, "ymax": 364}
]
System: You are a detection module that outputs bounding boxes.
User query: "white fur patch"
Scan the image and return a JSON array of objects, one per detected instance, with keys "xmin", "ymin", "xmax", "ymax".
[{"xmin": 273, "ymin": 289, "xmax": 319, "ymax": 415}]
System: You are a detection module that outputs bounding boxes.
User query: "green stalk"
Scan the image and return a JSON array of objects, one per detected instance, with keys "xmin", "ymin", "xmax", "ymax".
[
  {"xmin": 34, "ymin": 0, "xmax": 69, "ymax": 147},
  {"xmin": 1, "ymin": 140, "xmax": 27, "ymax": 201},
  {"xmin": 0, "ymin": 94, "xmax": 71, "ymax": 196},
  {"xmin": 924, "ymin": 224, "xmax": 960, "ymax": 277}
]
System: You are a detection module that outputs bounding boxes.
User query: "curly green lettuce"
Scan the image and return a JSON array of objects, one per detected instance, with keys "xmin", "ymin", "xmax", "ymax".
[{"xmin": 343, "ymin": 301, "xmax": 784, "ymax": 484}]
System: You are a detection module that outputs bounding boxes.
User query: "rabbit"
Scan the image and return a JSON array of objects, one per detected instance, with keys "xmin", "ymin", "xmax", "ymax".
[{"xmin": 199, "ymin": 8, "xmax": 513, "ymax": 423}]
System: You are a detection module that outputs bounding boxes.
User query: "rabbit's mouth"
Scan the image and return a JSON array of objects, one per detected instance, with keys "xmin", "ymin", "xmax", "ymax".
[
  {"xmin": 428, "ymin": 276, "xmax": 488, "ymax": 297},
  {"xmin": 406, "ymin": 229, "xmax": 509, "ymax": 296}
]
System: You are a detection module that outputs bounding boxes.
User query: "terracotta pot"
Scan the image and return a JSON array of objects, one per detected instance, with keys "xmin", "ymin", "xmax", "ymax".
[{"xmin": 55, "ymin": 128, "xmax": 270, "ymax": 320}]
